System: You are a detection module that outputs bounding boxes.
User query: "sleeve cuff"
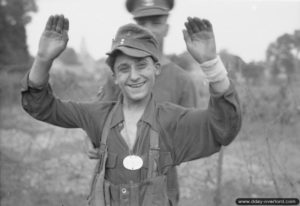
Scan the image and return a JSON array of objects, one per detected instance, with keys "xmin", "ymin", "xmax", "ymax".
[
  {"xmin": 21, "ymin": 72, "xmax": 48, "ymax": 92},
  {"xmin": 209, "ymin": 80, "xmax": 235, "ymax": 98}
]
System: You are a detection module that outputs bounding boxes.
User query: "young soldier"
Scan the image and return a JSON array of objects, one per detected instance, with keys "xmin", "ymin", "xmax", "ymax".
[
  {"xmin": 92, "ymin": 1, "xmax": 197, "ymax": 204},
  {"xmin": 21, "ymin": 15, "xmax": 241, "ymax": 206},
  {"xmin": 98, "ymin": 0, "xmax": 197, "ymax": 107}
]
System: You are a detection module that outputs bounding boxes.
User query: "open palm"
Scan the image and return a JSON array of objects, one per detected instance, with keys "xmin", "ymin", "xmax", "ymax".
[
  {"xmin": 183, "ymin": 17, "xmax": 217, "ymax": 64},
  {"xmin": 37, "ymin": 15, "xmax": 69, "ymax": 61}
]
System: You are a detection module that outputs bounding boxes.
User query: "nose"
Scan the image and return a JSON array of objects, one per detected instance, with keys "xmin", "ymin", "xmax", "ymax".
[
  {"xmin": 143, "ymin": 22, "xmax": 156, "ymax": 32},
  {"xmin": 143, "ymin": 21, "xmax": 152, "ymax": 28},
  {"xmin": 129, "ymin": 67, "xmax": 139, "ymax": 81}
]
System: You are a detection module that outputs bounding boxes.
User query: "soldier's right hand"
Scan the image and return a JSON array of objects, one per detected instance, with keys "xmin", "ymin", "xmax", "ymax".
[
  {"xmin": 84, "ymin": 137, "xmax": 99, "ymax": 159},
  {"xmin": 37, "ymin": 15, "xmax": 69, "ymax": 62}
]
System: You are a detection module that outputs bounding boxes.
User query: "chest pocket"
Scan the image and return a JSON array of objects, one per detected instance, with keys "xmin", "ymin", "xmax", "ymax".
[
  {"xmin": 158, "ymin": 151, "xmax": 173, "ymax": 174},
  {"xmin": 141, "ymin": 151, "xmax": 173, "ymax": 176}
]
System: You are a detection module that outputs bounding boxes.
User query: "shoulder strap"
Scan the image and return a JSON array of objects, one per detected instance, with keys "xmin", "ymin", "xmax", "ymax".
[
  {"xmin": 100, "ymin": 103, "xmax": 118, "ymax": 145},
  {"xmin": 96, "ymin": 103, "xmax": 118, "ymax": 173},
  {"xmin": 147, "ymin": 128, "xmax": 159, "ymax": 178},
  {"xmin": 87, "ymin": 102, "xmax": 118, "ymax": 203}
]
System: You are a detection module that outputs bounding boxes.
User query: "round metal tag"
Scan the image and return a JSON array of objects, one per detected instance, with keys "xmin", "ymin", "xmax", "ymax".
[{"xmin": 123, "ymin": 155, "xmax": 143, "ymax": 170}]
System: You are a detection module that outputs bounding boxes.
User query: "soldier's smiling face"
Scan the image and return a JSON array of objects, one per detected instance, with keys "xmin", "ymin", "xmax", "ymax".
[{"xmin": 113, "ymin": 53, "xmax": 160, "ymax": 104}]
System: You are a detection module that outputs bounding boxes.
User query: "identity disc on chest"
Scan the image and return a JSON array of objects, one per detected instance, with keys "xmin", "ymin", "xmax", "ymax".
[{"xmin": 123, "ymin": 155, "xmax": 143, "ymax": 170}]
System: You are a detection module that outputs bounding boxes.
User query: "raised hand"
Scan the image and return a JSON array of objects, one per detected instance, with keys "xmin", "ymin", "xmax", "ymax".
[
  {"xmin": 183, "ymin": 17, "xmax": 217, "ymax": 64},
  {"xmin": 37, "ymin": 15, "xmax": 69, "ymax": 61}
]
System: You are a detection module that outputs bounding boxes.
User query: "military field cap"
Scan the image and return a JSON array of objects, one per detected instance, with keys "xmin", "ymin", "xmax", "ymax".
[
  {"xmin": 126, "ymin": 0, "xmax": 174, "ymax": 18},
  {"xmin": 106, "ymin": 23, "xmax": 160, "ymax": 69}
]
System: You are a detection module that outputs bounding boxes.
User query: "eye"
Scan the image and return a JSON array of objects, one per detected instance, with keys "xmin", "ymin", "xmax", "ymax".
[
  {"xmin": 136, "ymin": 61, "xmax": 148, "ymax": 70},
  {"xmin": 153, "ymin": 20, "xmax": 162, "ymax": 25},
  {"xmin": 117, "ymin": 65, "xmax": 130, "ymax": 73},
  {"xmin": 136, "ymin": 19, "xmax": 145, "ymax": 26}
]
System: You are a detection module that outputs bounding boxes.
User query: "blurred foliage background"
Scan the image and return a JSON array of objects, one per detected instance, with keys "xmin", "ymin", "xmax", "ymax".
[{"xmin": 0, "ymin": 0, "xmax": 300, "ymax": 206}]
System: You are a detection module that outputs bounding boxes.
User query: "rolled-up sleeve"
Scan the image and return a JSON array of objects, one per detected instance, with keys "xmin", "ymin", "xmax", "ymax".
[{"xmin": 160, "ymin": 81, "xmax": 242, "ymax": 165}]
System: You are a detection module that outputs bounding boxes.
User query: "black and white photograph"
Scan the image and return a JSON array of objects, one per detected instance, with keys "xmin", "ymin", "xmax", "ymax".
[{"xmin": 1, "ymin": 0, "xmax": 299, "ymax": 205}]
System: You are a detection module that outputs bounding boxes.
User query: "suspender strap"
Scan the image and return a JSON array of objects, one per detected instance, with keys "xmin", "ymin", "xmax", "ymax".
[
  {"xmin": 97, "ymin": 103, "xmax": 118, "ymax": 173},
  {"xmin": 147, "ymin": 128, "xmax": 160, "ymax": 178},
  {"xmin": 87, "ymin": 103, "xmax": 118, "ymax": 206},
  {"xmin": 101, "ymin": 104, "xmax": 117, "ymax": 144}
]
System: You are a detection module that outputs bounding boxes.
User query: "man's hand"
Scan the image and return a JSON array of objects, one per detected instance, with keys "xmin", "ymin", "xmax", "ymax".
[
  {"xmin": 84, "ymin": 137, "xmax": 99, "ymax": 159},
  {"xmin": 29, "ymin": 15, "xmax": 69, "ymax": 87},
  {"xmin": 183, "ymin": 17, "xmax": 230, "ymax": 93},
  {"xmin": 183, "ymin": 17, "xmax": 217, "ymax": 64},
  {"xmin": 37, "ymin": 15, "xmax": 69, "ymax": 61}
]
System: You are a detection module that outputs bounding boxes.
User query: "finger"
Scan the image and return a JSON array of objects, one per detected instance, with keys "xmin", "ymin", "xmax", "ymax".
[
  {"xmin": 202, "ymin": 19, "xmax": 213, "ymax": 31},
  {"xmin": 193, "ymin": 17, "xmax": 206, "ymax": 31},
  {"xmin": 184, "ymin": 22, "xmax": 193, "ymax": 37},
  {"xmin": 188, "ymin": 17, "xmax": 200, "ymax": 33},
  {"xmin": 51, "ymin": 15, "xmax": 59, "ymax": 30},
  {"xmin": 87, "ymin": 152, "xmax": 99, "ymax": 159},
  {"xmin": 88, "ymin": 148, "xmax": 99, "ymax": 156},
  {"xmin": 182, "ymin": 29, "xmax": 191, "ymax": 44},
  {"xmin": 56, "ymin": 15, "xmax": 64, "ymax": 33},
  {"xmin": 45, "ymin": 15, "xmax": 53, "ymax": 31},
  {"xmin": 63, "ymin": 18, "xmax": 69, "ymax": 31}
]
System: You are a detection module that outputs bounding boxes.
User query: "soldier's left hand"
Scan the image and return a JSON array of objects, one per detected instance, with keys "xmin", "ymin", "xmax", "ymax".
[{"xmin": 183, "ymin": 17, "xmax": 217, "ymax": 64}]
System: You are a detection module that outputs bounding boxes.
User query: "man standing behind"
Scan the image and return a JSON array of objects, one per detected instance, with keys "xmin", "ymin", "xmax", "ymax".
[{"xmin": 90, "ymin": 0, "xmax": 198, "ymax": 205}]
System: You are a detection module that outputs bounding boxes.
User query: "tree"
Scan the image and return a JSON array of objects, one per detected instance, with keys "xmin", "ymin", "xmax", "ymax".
[
  {"xmin": 219, "ymin": 50, "xmax": 246, "ymax": 82},
  {"xmin": 58, "ymin": 47, "xmax": 81, "ymax": 65},
  {"xmin": 266, "ymin": 30, "xmax": 300, "ymax": 81},
  {"xmin": 168, "ymin": 51, "xmax": 197, "ymax": 71},
  {"xmin": 0, "ymin": 0, "xmax": 37, "ymax": 70},
  {"xmin": 242, "ymin": 61, "xmax": 266, "ymax": 84}
]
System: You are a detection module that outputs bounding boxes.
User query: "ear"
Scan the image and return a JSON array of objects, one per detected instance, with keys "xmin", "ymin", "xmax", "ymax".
[
  {"xmin": 112, "ymin": 73, "xmax": 118, "ymax": 85},
  {"xmin": 154, "ymin": 62, "xmax": 161, "ymax": 76}
]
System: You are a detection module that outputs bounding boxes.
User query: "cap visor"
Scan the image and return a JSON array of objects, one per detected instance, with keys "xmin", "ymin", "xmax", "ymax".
[
  {"xmin": 133, "ymin": 8, "xmax": 169, "ymax": 18},
  {"xmin": 107, "ymin": 46, "xmax": 151, "ymax": 59},
  {"xmin": 106, "ymin": 46, "xmax": 152, "ymax": 69}
]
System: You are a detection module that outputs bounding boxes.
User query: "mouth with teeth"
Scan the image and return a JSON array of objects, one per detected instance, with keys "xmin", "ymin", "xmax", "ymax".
[{"xmin": 126, "ymin": 81, "xmax": 146, "ymax": 88}]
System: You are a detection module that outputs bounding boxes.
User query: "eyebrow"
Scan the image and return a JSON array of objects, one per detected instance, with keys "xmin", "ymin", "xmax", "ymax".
[
  {"xmin": 137, "ymin": 58, "xmax": 148, "ymax": 64},
  {"xmin": 114, "ymin": 57, "xmax": 150, "ymax": 69},
  {"xmin": 116, "ymin": 63, "xmax": 129, "ymax": 68}
]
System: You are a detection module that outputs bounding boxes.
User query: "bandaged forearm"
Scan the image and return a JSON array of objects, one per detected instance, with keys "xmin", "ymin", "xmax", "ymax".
[{"xmin": 199, "ymin": 56, "xmax": 228, "ymax": 83}]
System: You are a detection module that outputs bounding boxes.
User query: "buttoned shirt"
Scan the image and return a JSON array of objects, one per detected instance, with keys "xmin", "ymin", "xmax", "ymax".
[{"xmin": 21, "ymin": 74, "xmax": 242, "ymax": 185}]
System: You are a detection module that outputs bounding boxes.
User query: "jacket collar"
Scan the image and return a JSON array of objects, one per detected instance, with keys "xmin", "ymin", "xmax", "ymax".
[{"xmin": 110, "ymin": 93, "xmax": 158, "ymax": 132}]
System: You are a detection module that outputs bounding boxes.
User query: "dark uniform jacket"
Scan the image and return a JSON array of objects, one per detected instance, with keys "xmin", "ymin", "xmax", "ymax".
[
  {"xmin": 21, "ymin": 74, "xmax": 242, "ymax": 205},
  {"xmin": 97, "ymin": 59, "xmax": 199, "ymax": 205}
]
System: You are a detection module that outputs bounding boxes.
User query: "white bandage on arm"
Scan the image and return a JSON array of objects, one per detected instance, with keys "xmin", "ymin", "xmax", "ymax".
[{"xmin": 199, "ymin": 56, "xmax": 228, "ymax": 83}]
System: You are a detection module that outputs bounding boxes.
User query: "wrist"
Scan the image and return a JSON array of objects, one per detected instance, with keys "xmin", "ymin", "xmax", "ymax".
[
  {"xmin": 200, "ymin": 56, "xmax": 227, "ymax": 83},
  {"xmin": 35, "ymin": 54, "xmax": 54, "ymax": 65},
  {"xmin": 198, "ymin": 54, "xmax": 217, "ymax": 64},
  {"xmin": 28, "ymin": 57, "xmax": 52, "ymax": 88}
]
